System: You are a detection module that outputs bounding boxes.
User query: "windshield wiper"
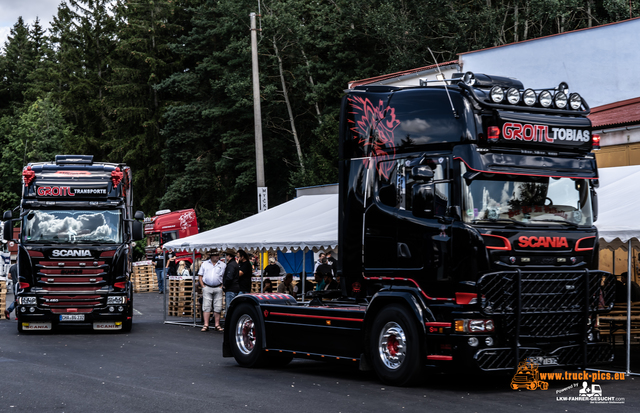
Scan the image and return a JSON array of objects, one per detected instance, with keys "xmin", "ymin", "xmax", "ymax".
[
  {"xmin": 529, "ymin": 219, "xmax": 579, "ymax": 228},
  {"xmin": 471, "ymin": 219, "xmax": 527, "ymax": 227}
]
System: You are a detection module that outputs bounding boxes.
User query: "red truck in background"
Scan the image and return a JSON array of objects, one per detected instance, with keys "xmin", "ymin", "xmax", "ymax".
[{"xmin": 144, "ymin": 209, "xmax": 198, "ymax": 262}]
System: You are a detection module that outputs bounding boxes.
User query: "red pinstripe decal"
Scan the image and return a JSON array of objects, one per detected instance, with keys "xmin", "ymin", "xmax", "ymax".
[
  {"xmin": 364, "ymin": 276, "xmax": 454, "ymax": 301},
  {"xmin": 425, "ymin": 322, "xmax": 451, "ymax": 327},
  {"xmin": 269, "ymin": 312, "xmax": 364, "ymax": 322},
  {"xmin": 575, "ymin": 236, "xmax": 596, "ymax": 251},
  {"xmin": 427, "ymin": 355, "xmax": 453, "ymax": 361}
]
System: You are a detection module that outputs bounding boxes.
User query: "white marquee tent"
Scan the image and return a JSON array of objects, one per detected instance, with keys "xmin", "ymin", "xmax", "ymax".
[
  {"xmin": 595, "ymin": 165, "xmax": 640, "ymax": 376},
  {"xmin": 162, "ymin": 194, "xmax": 338, "ymax": 253},
  {"xmin": 596, "ymin": 165, "xmax": 640, "ymax": 250}
]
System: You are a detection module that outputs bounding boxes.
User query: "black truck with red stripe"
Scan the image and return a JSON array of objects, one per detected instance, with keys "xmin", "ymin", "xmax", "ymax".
[
  {"xmin": 223, "ymin": 73, "xmax": 615, "ymax": 385},
  {"xmin": 3, "ymin": 155, "xmax": 145, "ymax": 332}
]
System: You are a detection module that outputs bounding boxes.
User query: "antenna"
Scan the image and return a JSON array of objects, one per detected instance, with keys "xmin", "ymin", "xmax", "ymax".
[{"xmin": 428, "ymin": 48, "xmax": 459, "ymax": 118}]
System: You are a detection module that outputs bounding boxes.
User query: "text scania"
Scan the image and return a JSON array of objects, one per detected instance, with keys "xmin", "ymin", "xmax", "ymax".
[
  {"xmin": 518, "ymin": 236, "xmax": 569, "ymax": 248},
  {"xmin": 51, "ymin": 250, "xmax": 92, "ymax": 257},
  {"xmin": 502, "ymin": 123, "xmax": 590, "ymax": 143}
]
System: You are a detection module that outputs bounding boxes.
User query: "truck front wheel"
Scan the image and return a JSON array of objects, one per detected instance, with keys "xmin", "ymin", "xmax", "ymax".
[
  {"xmin": 229, "ymin": 303, "xmax": 265, "ymax": 367},
  {"xmin": 369, "ymin": 304, "xmax": 423, "ymax": 386}
]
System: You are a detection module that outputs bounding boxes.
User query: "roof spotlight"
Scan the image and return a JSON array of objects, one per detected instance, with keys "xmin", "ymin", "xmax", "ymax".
[
  {"xmin": 506, "ymin": 88, "xmax": 520, "ymax": 104},
  {"xmin": 554, "ymin": 92, "xmax": 567, "ymax": 109},
  {"xmin": 539, "ymin": 90, "xmax": 552, "ymax": 108},
  {"xmin": 490, "ymin": 86, "xmax": 504, "ymax": 103},
  {"xmin": 523, "ymin": 89, "xmax": 536, "ymax": 106},
  {"xmin": 462, "ymin": 71, "xmax": 476, "ymax": 86},
  {"xmin": 569, "ymin": 93, "xmax": 582, "ymax": 110}
]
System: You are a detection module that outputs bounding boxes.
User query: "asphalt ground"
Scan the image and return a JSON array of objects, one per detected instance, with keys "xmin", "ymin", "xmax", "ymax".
[{"xmin": 0, "ymin": 292, "xmax": 638, "ymax": 413}]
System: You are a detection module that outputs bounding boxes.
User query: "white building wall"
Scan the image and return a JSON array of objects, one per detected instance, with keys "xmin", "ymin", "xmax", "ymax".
[{"xmin": 459, "ymin": 19, "xmax": 640, "ymax": 108}]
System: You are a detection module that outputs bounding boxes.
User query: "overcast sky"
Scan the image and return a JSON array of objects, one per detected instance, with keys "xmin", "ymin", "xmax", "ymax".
[{"xmin": 0, "ymin": 0, "xmax": 62, "ymax": 49}]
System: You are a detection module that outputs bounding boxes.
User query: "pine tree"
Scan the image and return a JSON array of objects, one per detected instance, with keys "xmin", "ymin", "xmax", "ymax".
[{"xmin": 105, "ymin": 0, "xmax": 192, "ymax": 212}]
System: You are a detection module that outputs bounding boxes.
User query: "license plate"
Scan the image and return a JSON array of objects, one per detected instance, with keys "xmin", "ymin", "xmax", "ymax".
[
  {"xmin": 60, "ymin": 314, "xmax": 85, "ymax": 321},
  {"xmin": 22, "ymin": 322, "xmax": 52, "ymax": 330},
  {"xmin": 532, "ymin": 356, "xmax": 558, "ymax": 365},
  {"xmin": 93, "ymin": 322, "xmax": 122, "ymax": 330}
]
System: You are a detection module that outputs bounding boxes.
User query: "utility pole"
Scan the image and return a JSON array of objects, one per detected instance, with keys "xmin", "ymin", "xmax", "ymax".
[{"xmin": 250, "ymin": 12, "xmax": 268, "ymax": 213}]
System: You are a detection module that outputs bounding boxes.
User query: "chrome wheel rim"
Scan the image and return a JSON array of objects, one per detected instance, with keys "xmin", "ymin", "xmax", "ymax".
[
  {"xmin": 378, "ymin": 321, "xmax": 406, "ymax": 369},
  {"xmin": 235, "ymin": 314, "xmax": 256, "ymax": 355}
]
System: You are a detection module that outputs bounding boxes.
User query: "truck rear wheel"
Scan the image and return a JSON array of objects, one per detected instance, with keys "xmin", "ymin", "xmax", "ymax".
[
  {"xmin": 229, "ymin": 303, "xmax": 265, "ymax": 367},
  {"xmin": 369, "ymin": 304, "xmax": 423, "ymax": 386}
]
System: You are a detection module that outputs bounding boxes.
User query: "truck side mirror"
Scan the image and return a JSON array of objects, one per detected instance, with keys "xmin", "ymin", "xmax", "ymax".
[
  {"xmin": 412, "ymin": 184, "xmax": 434, "ymax": 218},
  {"xmin": 591, "ymin": 187, "xmax": 598, "ymax": 222},
  {"xmin": 3, "ymin": 210, "xmax": 12, "ymax": 220},
  {"xmin": 411, "ymin": 165, "xmax": 434, "ymax": 181},
  {"xmin": 134, "ymin": 210, "xmax": 144, "ymax": 220},
  {"xmin": 132, "ymin": 220, "xmax": 144, "ymax": 241},
  {"xmin": 3, "ymin": 220, "xmax": 12, "ymax": 242}
]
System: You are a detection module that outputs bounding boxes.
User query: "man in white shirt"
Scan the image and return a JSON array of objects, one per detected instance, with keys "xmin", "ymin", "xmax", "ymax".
[{"xmin": 198, "ymin": 251, "xmax": 226, "ymax": 331}]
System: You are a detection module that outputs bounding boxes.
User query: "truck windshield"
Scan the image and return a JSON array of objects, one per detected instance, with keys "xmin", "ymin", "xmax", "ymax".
[
  {"xmin": 461, "ymin": 164, "xmax": 593, "ymax": 227},
  {"xmin": 22, "ymin": 209, "xmax": 122, "ymax": 244}
]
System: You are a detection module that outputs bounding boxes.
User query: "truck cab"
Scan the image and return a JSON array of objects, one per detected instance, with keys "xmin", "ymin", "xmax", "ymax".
[{"xmin": 3, "ymin": 155, "xmax": 145, "ymax": 332}]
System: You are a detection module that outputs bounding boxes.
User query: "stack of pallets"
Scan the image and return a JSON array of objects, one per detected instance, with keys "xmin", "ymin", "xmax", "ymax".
[
  {"xmin": 168, "ymin": 278, "xmax": 201, "ymax": 318},
  {"xmin": 131, "ymin": 262, "xmax": 158, "ymax": 293},
  {"xmin": 0, "ymin": 280, "xmax": 7, "ymax": 319}
]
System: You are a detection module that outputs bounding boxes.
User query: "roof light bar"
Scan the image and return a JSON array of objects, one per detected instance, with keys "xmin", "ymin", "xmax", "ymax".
[
  {"xmin": 522, "ymin": 89, "xmax": 536, "ymax": 106},
  {"xmin": 506, "ymin": 88, "xmax": 520, "ymax": 104},
  {"xmin": 554, "ymin": 92, "xmax": 568, "ymax": 109},
  {"xmin": 538, "ymin": 90, "xmax": 552, "ymax": 108},
  {"xmin": 490, "ymin": 86, "xmax": 504, "ymax": 103},
  {"xmin": 569, "ymin": 93, "xmax": 582, "ymax": 110}
]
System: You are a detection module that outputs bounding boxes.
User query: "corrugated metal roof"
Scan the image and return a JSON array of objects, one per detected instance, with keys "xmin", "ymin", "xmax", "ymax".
[{"xmin": 589, "ymin": 97, "xmax": 640, "ymax": 128}]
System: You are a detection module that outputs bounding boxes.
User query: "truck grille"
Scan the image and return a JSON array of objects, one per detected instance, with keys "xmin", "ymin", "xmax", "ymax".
[
  {"xmin": 32, "ymin": 257, "xmax": 113, "ymax": 309},
  {"xmin": 478, "ymin": 270, "xmax": 615, "ymax": 339},
  {"xmin": 476, "ymin": 270, "xmax": 615, "ymax": 369}
]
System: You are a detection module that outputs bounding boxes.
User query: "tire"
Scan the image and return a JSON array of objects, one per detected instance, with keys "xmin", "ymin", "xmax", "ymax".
[
  {"xmin": 229, "ymin": 303, "xmax": 266, "ymax": 367},
  {"xmin": 122, "ymin": 318, "xmax": 132, "ymax": 332},
  {"xmin": 17, "ymin": 321, "xmax": 23, "ymax": 333},
  {"xmin": 122, "ymin": 296, "xmax": 133, "ymax": 332},
  {"xmin": 369, "ymin": 304, "xmax": 424, "ymax": 386}
]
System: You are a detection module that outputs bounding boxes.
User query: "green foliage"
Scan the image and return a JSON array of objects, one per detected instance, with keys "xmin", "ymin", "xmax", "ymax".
[
  {"xmin": 0, "ymin": 0, "xmax": 637, "ymax": 227},
  {"xmin": 0, "ymin": 98, "xmax": 73, "ymax": 211}
]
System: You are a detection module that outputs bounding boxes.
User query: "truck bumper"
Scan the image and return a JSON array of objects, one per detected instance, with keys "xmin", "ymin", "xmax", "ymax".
[
  {"xmin": 471, "ymin": 342, "xmax": 613, "ymax": 371},
  {"xmin": 17, "ymin": 307, "xmax": 130, "ymax": 331}
]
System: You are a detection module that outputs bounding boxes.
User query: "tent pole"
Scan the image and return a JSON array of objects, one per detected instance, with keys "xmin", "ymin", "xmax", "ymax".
[
  {"xmin": 302, "ymin": 248, "xmax": 306, "ymax": 303},
  {"xmin": 627, "ymin": 240, "xmax": 632, "ymax": 376},
  {"xmin": 163, "ymin": 250, "xmax": 167, "ymax": 322},
  {"xmin": 612, "ymin": 250, "xmax": 615, "ymax": 275},
  {"xmin": 192, "ymin": 249, "xmax": 197, "ymax": 327},
  {"xmin": 261, "ymin": 248, "xmax": 265, "ymax": 293}
]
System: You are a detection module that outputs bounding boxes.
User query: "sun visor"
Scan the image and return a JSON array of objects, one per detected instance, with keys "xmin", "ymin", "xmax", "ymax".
[{"xmin": 454, "ymin": 145, "xmax": 598, "ymax": 179}]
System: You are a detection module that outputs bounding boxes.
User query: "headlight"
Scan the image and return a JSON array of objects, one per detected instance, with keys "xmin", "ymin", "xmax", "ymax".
[
  {"xmin": 506, "ymin": 88, "xmax": 520, "ymax": 104},
  {"xmin": 539, "ymin": 90, "xmax": 552, "ymax": 107},
  {"xmin": 19, "ymin": 296, "xmax": 37, "ymax": 305},
  {"xmin": 490, "ymin": 86, "xmax": 504, "ymax": 103},
  {"xmin": 455, "ymin": 319, "xmax": 495, "ymax": 333},
  {"xmin": 554, "ymin": 92, "xmax": 567, "ymax": 109},
  {"xmin": 107, "ymin": 296, "xmax": 126, "ymax": 305},
  {"xmin": 523, "ymin": 89, "xmax": 536, "ymax": 106},
  {"xmin": 569, "ymin": 93, "xmax": 582, "ymax": 110}
]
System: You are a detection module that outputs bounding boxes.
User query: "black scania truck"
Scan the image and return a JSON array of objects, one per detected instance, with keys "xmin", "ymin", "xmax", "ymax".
[
  {"xmin": 3, "ymin": 155, "xmax": 145, "ymax": 332},
  {"xmin": 223, "ymin": 73, "xmax": 616, "ymax": 385}
]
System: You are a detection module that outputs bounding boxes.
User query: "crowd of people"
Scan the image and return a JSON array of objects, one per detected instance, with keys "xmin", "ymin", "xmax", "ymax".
[{"xmin": 151, "ymin": 248, "xmax": 340, "ymax": 332}]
